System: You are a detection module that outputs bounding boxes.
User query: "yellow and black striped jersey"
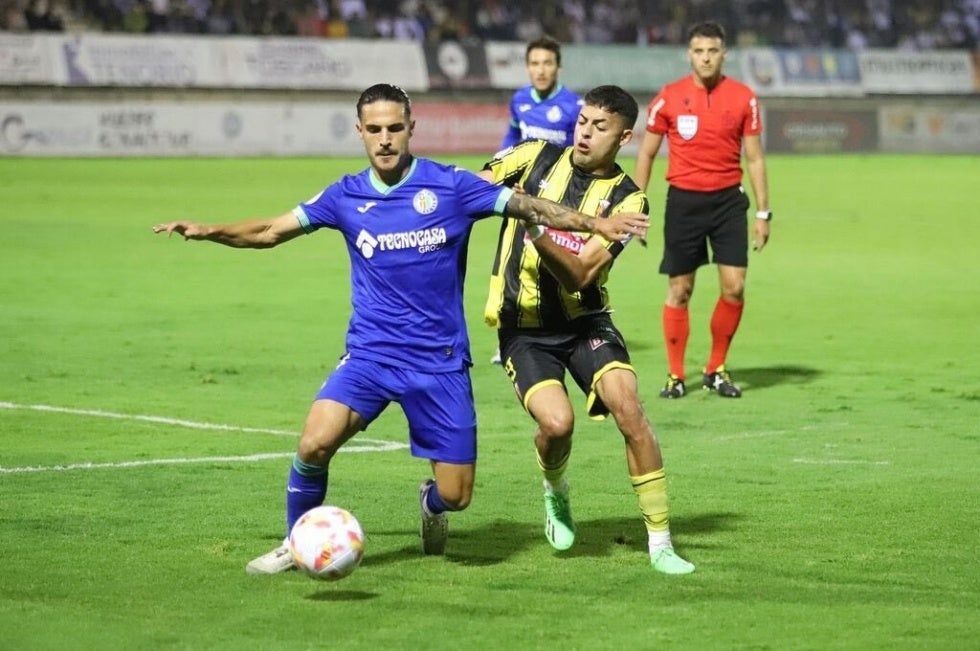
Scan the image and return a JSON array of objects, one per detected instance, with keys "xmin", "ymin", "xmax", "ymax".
[{"xmin": 483, "ymin": 140, "xmax": 648, "ymax": 331}]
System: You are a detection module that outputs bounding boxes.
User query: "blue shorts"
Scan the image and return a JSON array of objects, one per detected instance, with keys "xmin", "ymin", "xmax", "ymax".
[{"xmin": 315, "ymin": 356, "xmax": 477, "ymax": 464}]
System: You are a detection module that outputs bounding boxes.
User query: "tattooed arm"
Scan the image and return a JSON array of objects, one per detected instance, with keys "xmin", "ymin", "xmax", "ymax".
[{"xmin": 504, "ymin": 191, "xmax": 648, "ymax": 243}]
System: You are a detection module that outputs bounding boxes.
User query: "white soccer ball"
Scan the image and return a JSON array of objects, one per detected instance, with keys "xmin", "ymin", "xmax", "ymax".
[{"xmin": 288, "ymin": 505, "xmax": 365, "ymax": 581}]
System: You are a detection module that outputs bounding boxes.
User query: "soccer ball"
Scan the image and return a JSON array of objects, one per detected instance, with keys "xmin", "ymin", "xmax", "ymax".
[{"xmin": 288, "ymin": 505, "xmax": 365, "ymax": 581}]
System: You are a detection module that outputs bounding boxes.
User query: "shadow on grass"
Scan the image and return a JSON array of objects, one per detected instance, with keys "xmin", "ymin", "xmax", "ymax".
[
  {"xmin": 735, "ymin": 365, "xmax": 821, "ymax": 390},
  {"xmin": 361, "ymin": 511, "xmax": 738, "ymax": 568},
  {"xmin": 306, "ymin": 589, "xmax": 379, "ymax": 602}
]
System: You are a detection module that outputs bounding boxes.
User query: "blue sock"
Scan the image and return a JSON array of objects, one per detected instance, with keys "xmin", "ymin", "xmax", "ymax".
[
  {"xmin": 424, "ymin": 481, "xmax": 450, "ymax": 514},
  {"xmin": 285, "ymin": 455, "xmax": 328, "ymax": 536}
]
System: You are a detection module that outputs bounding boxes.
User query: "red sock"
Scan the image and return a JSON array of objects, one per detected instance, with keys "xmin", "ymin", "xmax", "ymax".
[
  {"xmin": 662, "ymin": 304, "xmax": 689, "ymax": 379},
  {"xmin": 706, "ymin": 297, "xmax": 744, "ymax": 373}
]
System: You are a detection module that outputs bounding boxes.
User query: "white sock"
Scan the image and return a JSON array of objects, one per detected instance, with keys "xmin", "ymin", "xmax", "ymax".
[
  {"xmin": 543, "ymin": 477, "xmax": 569, "ymax": 495},
  {"xmin": 648, "ymin": 530, "xmax": 672, "ymax": 553}
]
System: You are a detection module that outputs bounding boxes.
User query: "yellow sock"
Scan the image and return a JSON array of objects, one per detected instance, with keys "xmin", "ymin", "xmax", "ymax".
[
  {"xmin": 537, "ymin": 451, "xmax": 570, "ymax": 492},
  {"xmin": 631, "ymin": 468, "xmax": 669, "ymax": 534}
]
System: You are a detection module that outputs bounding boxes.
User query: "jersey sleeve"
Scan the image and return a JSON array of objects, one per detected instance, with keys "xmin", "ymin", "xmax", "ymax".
[
  {"xmin": 483, "ymin": 140, "xmax": 548, "ymax": 189},
  {"xmin": 293, "ymin": 183, "xmax": 341, "ymax": 233},
  {"xmin": 500, "ymin": 93, "xmax": 522, "ymax": 148},
  {"xmin": 500, "ymin": 121, "xmax": 522, "ymax": 149},
  {"xmin": 453, "ymin": 167, "xmax": 514, "ymax": 220},
  {"xmin": 645, "ymin": 93, "xmax": 670, "ymax": 135},
  {"xmin": 743, "ymin": 92, "xmax": 763, "ymax": 136}
]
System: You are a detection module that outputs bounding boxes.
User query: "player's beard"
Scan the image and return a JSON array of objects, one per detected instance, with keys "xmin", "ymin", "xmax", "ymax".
[{"xmin": 372, "ymin": 149, "xmax": 410, "ymax": 181}]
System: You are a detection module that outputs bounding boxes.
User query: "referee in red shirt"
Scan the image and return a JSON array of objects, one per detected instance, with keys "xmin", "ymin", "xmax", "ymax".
[{"xmin": 634, "ymin": 21, "xmax": 771, "ymax": 399}]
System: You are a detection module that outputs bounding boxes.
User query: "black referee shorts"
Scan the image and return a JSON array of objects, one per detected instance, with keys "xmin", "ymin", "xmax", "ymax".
[{"xmin": 659, "ymin": 183, "xmax": 751, "ymax": 276}]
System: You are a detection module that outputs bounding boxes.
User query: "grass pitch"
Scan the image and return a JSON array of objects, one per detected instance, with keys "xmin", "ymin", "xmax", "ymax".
[{"xmin": 1, "ymin": 154, "xmax": 978, "ymax": 650}]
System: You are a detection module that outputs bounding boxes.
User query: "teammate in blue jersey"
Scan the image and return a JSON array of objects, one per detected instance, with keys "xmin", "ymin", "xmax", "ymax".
[
  {"xmin": 153, "ymin": 83, "xmax": 649, "ymax": 575},
  {"xmin": 500, "ymin": 36, "xmax": 583, "ymax": 150},
  {"xmin": 493, "ymin": 36, "xmax": 584, "ymax": 365}
]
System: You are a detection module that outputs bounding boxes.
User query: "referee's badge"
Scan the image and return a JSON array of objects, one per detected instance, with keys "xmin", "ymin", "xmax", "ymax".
[{"xmin": 678, "ymin": 115, "xmax": 698, "ymax": 140}]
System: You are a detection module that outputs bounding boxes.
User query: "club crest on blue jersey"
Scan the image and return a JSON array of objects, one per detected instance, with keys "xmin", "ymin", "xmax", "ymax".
[
  {"xmin": 546, "ymin": 106, "xmax": 564, "ymax": 123},
  {"xmin": 413, "ymin": 189, "xmax": 438, "ymax": 214}
]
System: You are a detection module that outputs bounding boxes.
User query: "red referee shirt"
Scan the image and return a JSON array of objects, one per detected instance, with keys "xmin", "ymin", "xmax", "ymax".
[{"xmin": 644, "ymin": 75, "xmax": 761, "ymax": 192}]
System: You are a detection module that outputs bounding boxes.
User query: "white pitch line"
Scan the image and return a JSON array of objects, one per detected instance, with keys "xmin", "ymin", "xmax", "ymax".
[
  {"xmin": 0, "ymin": 401, "xmax": 300, "ymax": 437},
  {"xmin": 1, "ymin": 452, "xmax": 295, "ymax": 474},
  {"xmin": 0, "ymin": 401, "xmax": 409, "ymax": 474},
  {"xmin": 711, "ymin": 422, "xmax": 851, "ymax": 442},
  {"xmin": 792, "ymin": 458, "xmax": 890, "ymax": 466}
]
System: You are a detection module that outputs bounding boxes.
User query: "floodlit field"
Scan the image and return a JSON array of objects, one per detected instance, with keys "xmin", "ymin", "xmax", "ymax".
[{"xmin": 1, "ymin": 154, "xmax": 977, "ymax": 649}]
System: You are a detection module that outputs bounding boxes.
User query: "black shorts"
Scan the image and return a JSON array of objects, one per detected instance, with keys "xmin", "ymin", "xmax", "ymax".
[
  {"xmin": 659, "ymin": 183, "xmax": 751, "ymax": 276},
  {"xmin": 497, "ymin": 314, "xmax": 634, "ymax": 420}
]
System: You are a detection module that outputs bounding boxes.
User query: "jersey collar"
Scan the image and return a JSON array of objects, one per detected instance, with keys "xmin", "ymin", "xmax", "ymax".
[
  {"xmin": 369, "ymin": 157, "xmax": 418, "ymax": 194},
  {"xmin": 531, "ymin": 83, "xmax": 563, "ymax": 103}
]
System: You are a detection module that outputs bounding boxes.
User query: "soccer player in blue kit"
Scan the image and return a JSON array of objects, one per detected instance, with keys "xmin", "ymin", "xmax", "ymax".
[
  {"xmin": 152, "ymin": 83, "xmax": 649, "ymax": 574},
  {"xmin": 501, "ymin": 36, "xmax": 583, "ymax": 151}
]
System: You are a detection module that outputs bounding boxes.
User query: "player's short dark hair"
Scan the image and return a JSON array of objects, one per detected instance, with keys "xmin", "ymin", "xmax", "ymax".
[
  {"xmin": 356, "ymin": 83, "xmax": 412, "ymax": 119},
  {"xmin": 688, "ymin": 21, "xmax": 726, "ymax": 44},
  {"xmin": 583, "ymin": 85, "xmax": 638, "ymax": 130},
  {"xmin": 525, "ymin": 36, "xmax": 562, "ymax": 66}
]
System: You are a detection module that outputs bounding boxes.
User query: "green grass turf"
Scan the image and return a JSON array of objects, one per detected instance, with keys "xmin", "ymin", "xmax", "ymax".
[{"xmin": 1, "ymin": 154, "xmax": 978, "ymax": 650}]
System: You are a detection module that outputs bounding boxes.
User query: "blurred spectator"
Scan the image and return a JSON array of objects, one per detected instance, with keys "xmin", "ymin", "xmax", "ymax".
[
  {"xmin": 293, "ymin": 0, "xmax": 322, "ymax": 35},
  {"xmin": 514, "ymin": 6, "xmax": 543, "ymax": 42},
  {"xmin": 345, "ymin": 6, "xmax": 372, "ymax": 35},
  {"xmin": 324, "ymin": 0, "xmax": 347, "ymax": 36},
  {"xmin": 25, "ymin": 0, "xmax": 64, "ymax": 29},
  {"xmin": 473, "ymin": 0, "xmax": 515, "ymax": 40},
  {"xmin": 426, "ymin": 1, "xmax": 467, "ymax": 42},
  {"xmin": 205, "ymin": 0, "xmax": 233, "ymax": 32},
  {"xmin": 146, "ymin": 0, "xmax": 166, "ymax": 31},
  {"xmin": 3, "ymin": 0, "xmax": 30, "ymax": 30},
  {"xmin": 122, "ymin": 0, "xmax": 148, "ymax": 30}
]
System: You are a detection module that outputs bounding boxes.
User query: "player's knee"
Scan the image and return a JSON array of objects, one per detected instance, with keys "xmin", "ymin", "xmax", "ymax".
[
  {"xmin": 667, "ymin": 281, "xmax": 694, "ymax": 305},
  {"xmin": 721, "ymin": 285, "xmax": 744, "ymax": 302},
  {"xmin": 297, "ymin": 436, "xmax": 334, "ymax": 467},
  {"xmin": 534, "ymin": 410, "xmax": 574, "ymax": 440}
]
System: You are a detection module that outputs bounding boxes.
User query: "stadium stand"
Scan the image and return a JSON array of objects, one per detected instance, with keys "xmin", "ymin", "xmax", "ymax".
[{"xmin": 2, "ymin": 0, "xmax": 978, "ymax": 51}]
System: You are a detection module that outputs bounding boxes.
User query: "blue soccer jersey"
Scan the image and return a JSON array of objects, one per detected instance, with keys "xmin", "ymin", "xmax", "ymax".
[
  {"xmin": 294, "ymin": 158, "xmax": 513, "ymax": 373},
  {"xmin": 501, "ymin": 84, "xmax": 583, "ymax": 149}
]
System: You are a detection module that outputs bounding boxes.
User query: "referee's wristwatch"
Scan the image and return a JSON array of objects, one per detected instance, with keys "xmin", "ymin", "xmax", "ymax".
[{"xmin": 755, "ymin": 210, "xmax": 773, "ymax": 221}]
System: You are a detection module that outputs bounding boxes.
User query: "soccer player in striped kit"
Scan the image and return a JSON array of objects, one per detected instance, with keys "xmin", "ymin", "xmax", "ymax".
[
  {"xmin": 482, "ymin": 85, "xmax": 694, "ymax": 574},
  {"xmin": 634, "ymin": 21, "xmax": 773, "ymax": 400}
]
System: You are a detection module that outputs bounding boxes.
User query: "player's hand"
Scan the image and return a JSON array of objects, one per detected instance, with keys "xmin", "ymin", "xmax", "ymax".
[
  {"xmin": 593, "ymin": 203, "xmax": 647, "ymax": 248},
  {"xmin": 594, "ymin": 211, "xmax": 649, "ymax": 244},
  {"xmin": 152, "ymin": 221, "xmax": 207, "ymax": 240},
  {"xmin": 752, "ymin": 219, "xmax": 770, "ymax": 252}
]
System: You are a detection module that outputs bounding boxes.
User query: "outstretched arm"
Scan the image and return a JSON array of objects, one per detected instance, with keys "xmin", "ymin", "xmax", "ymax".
[
  {"xmin": 504, "ymin": 191, "xmax": 648, "ymax": 243},
  {"xmin": 152, "ymin": 211, "xmax": 305, "ymax": 249}
]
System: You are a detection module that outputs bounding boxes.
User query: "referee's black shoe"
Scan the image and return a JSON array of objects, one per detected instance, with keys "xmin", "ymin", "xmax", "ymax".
[
  {"xmin": 703, "ymin": 366, "xmax": 742, "ymax": 398},
  {"xmin": 659, "ymin": 374, "xmax": 687, "ymax": 399}
]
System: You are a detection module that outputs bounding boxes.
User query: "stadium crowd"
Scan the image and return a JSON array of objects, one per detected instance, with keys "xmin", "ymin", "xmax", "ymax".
[{"xmin": 4, "ymin": 0, "xmax": 978, "ymax": 50}]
